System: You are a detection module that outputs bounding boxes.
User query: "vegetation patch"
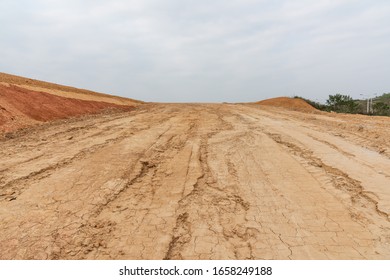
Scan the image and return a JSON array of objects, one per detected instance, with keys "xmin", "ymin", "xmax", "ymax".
[{"xmin": 294, "ymin": 93, "xmax": 390, "ymax": 116}]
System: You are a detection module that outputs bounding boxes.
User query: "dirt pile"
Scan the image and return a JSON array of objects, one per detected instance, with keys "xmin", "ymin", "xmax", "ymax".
[{"xmin": 256, "ymin": 97, "xmax": 317, "ymax": 112}]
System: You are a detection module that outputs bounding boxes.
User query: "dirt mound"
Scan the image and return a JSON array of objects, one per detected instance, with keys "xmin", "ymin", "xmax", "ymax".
[
  {"xmin": 256, "ymin": 97, "xmax": 316, "ymax": 112},
  {"xmin": 0, "ymin": 84, "xmax": 133, "ymax": 132}
]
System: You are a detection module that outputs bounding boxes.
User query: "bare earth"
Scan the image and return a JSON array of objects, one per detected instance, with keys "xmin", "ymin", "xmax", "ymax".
[
  {"xmin": 0, "ymin": 103, "xmax": 389, "ymax": 260},
  {"xmin": 0, "ymin": 72, "xmax": 141, "ymax": 133}
]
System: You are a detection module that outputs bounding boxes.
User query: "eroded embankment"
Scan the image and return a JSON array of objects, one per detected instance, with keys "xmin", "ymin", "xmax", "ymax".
[{"xmin": 0, "ymin": 84, "xmax": 133, "ymax": 132}]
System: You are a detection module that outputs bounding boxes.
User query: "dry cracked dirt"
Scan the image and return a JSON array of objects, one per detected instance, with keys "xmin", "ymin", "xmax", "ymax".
[{"xmin": 0, "ymin": 103, "xmax": 390, "ymax": 260}]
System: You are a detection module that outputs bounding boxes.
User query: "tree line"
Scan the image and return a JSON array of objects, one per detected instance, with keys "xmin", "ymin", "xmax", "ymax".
[{"xmin": 295, "ymin": 93, "xmax": 390, "ymax": 116}]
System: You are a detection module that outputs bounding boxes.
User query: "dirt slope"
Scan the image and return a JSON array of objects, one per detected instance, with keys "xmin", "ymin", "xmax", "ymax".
[
  {"xmin": 0, "ymin": 103, "xmax": 389, "ymax": 260},
  {"xmin": 257, "ymin": 97, "xmax": 316, "ymax": 112},
  {"xmin": 0, "ymin": 73, "xmax": 140, "ymax": 132},
  {"xmin": 0, "ymin": 72, "xmax": 141, "ymax": 106}
]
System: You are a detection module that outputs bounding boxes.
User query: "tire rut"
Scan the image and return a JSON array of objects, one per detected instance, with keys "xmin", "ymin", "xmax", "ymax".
[
  {"xmin": 1, "ymin": 103, "xmax": 390, "ymax": 260},
  {"xmin": 164, "ymin": 108, "xmax": 255, "ymax": 260},
  {"xmin": 58, "ymin": 112, "xmax": 201, "ymax": 259},
  {"xmin": 265, "ymin": 132, "xmax": 390, "ymax": 222}
]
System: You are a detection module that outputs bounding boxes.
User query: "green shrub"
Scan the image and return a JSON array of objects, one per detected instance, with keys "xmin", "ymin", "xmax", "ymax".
[{"xmin": 326, "ymin": 94, "xmax": 360, "ymax": 114}]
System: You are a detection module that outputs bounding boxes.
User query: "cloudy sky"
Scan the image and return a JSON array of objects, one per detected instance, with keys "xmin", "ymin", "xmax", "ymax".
[{"xmin": 1, "ymin": 0, "xmax": 389, "ymax": 102}]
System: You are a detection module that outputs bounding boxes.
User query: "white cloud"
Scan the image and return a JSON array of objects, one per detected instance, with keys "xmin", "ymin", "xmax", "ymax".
[{"xmin": 1, "ymin": 0, "xmax": 389, "ymax": 102}]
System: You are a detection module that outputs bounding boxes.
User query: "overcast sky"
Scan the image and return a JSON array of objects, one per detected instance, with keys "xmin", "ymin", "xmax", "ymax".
[{"xmin": 1, "ymin": 0, "xmax": 390, "ymax": 102}]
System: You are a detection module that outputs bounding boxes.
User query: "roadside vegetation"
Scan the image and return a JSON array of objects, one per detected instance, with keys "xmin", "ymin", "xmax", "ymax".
[{"xmin": 294, "ymin": 93, "xmax": 390, "ymax": 116}]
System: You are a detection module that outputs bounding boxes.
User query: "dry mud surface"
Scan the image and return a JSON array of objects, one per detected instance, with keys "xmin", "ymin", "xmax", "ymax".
[{"xmin": 0, "ymin": 103, "xmax": 389, "ymax": 260}]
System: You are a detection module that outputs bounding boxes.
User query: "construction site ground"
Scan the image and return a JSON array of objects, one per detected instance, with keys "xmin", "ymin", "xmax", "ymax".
[{"xmin": 0, "ymin": 103, "xmax": 389, "ymax": 260}]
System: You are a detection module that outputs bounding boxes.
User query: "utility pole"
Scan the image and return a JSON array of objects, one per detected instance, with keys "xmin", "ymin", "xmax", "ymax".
[
  {"xmin": 370, "ymin": 98, "xmax": 373, "ymax": 114},
  {"xmin": 361, "ymin": 94, "xmax": 369, "ymax": 114},
  {"xmin": 360, "ymin": 94, "xmax": 376, "ymax": 115}
]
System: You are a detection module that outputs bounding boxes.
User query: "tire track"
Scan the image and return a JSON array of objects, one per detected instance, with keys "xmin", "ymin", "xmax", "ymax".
[
  {"xmin": 1, "ymin": 103, "xmax": 390, "ymax": 260},
  {"xmin": 265, "ymin": 131, "xmax": 389, "ymax": 222}
]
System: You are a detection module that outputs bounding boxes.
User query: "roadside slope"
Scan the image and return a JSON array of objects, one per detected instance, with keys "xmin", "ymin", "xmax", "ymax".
[
  {"xmin": 0, "ymin": 72, "xmax": 141, "ymax": 106},
  {"xmin": 0, "ymin": 73, "xmax": 141, "ymax": 133}
]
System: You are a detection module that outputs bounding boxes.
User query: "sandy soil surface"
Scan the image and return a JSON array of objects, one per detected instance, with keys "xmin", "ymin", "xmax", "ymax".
[{"xmin": 0, "ymin": 103, "xmax": 389, "ymax": 260}]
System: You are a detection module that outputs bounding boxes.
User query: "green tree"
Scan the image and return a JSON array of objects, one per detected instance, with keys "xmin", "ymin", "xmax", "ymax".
[
  {"xmin": 326, "ymin": 94, "xmax": 359, "ymax": 113},
  {"xmin": 373, "ymin": 102, "xmax": 390, "ymax": 116}
]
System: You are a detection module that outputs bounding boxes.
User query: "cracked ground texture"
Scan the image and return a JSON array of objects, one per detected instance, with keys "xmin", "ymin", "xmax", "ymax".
[{"xmin": 0, "ymin": 103, "xmax": 389, "ymax": 259}]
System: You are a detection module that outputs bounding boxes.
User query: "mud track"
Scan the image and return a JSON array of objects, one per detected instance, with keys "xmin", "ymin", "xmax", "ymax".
[{"xmin": 1, "ymin": 103, "xmax": 389, "ymax": 259}]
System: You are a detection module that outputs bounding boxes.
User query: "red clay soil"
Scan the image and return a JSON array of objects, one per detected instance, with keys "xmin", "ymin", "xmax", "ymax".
[
  {"xmin": 0, "ymin": 84, "xmax": 133, "ymax": 132},
  {"xmin": 256, "ymin": 97, "xmax": 316, "ymax": 112},
  {"xmin": 0, "ymin": 72, "xmax": 141, "ymax": 105}
]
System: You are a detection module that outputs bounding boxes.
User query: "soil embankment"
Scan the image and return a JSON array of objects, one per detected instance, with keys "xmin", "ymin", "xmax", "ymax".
[{"xmin": 0, "ymin": 73, "xmax": 138, "ymax": 132}]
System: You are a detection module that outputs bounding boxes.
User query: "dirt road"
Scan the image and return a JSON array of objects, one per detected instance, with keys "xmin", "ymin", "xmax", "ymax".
[{"xmin": 1, "ymin": 103, "xmax": 389, "ymax": 259}]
